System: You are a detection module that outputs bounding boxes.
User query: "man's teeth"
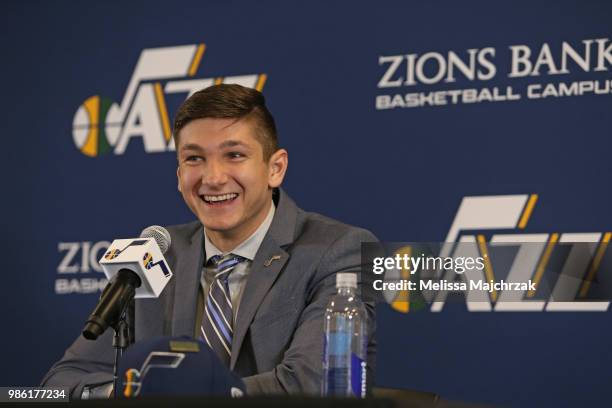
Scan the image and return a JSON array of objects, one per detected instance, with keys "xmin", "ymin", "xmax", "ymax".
[{"xmin": 203, "ymin": 193, "xmax": 238, "ymax": 203}]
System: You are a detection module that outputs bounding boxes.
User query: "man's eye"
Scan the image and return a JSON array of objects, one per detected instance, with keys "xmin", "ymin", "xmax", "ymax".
[
  {"xmin": 228, "ymin": 152, "xmax": 245, "ymax": 159},
  {"xmin": 184, "ymin": 155, "xmax": 203, "ymax": 163}
]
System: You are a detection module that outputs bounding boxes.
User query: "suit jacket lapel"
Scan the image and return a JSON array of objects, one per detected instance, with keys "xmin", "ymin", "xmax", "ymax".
[
  {"xmin": 230, "ymin": 189, "xmax": 298, "ymax": 368},
  {"xmin": 171, "ymin": 225, "xmax": 204, "ymax": 337},
  {"xmin": 231, "ymin": 238, "xmax": 288, "ymax": 368}
]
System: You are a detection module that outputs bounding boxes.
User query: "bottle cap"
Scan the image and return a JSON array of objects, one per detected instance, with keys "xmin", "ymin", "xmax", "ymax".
[{"xmin": 336, "ymin": 273, "xmax": 357, "ymax": 288}]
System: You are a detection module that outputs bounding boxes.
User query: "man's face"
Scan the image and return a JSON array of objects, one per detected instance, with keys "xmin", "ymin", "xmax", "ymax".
[{"xmin": 176, "ymin": 117, "xmax": 287, "ymax": 248}]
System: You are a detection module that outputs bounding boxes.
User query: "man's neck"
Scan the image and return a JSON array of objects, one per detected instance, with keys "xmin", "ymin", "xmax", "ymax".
[{"xmin": 206, "ymin": 232, "xmax": 244, "ymax": 254}]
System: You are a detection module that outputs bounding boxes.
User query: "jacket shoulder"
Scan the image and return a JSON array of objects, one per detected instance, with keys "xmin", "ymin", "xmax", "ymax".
[{"xmin": 294, "ymin": 209, "xmax": 378, "ymax": 247}]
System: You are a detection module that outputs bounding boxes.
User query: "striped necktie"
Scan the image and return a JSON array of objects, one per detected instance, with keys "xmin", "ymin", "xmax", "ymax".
[{"xmin": 200, "ymin": 254, "xmax": 244, "ymax": 366}]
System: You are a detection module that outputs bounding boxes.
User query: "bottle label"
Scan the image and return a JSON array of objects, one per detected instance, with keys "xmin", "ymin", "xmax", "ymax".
[
  {"xmin": 328, "ymin": 331, "xmax": 349, "ymax": 355},
  {"xmin": 323, "ymin": 331, "xmax": 350, "ymax": 395},
  {"xmin": 351, "ymin": 353, "xmax": 367, "ymax": 398}
]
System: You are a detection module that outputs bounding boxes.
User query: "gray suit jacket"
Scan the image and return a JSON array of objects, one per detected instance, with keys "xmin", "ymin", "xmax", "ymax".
[{"xmin": 42, "ymin": 190, "xmax": 377, "ymax": 397}]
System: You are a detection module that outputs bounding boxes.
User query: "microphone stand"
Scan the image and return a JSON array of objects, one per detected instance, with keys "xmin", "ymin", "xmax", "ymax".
[
  {"xmin": 112, "ymin": 309, "xmax": 130, "ymax": 399},
  {"xmin": 82, "ymin": 269, "xmax": 140, "ymax": 398}
]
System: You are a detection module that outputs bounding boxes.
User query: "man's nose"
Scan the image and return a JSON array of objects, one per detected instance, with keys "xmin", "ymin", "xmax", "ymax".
[{"xmin": 202, "ymin": 160, "xmax": 228, "ymax": 186}]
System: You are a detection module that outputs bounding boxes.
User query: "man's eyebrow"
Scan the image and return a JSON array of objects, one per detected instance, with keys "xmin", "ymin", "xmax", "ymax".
[
  {"xmin": 219, "ymin": 140, "xmax": 250, "ymax": 149},
  {"xmin": 179, "ymin": 143, "xmax": 204, "ymax": 152},
  {"xmin": 179, "ymin": 140, "xmax": 251, "ymax": 153}
]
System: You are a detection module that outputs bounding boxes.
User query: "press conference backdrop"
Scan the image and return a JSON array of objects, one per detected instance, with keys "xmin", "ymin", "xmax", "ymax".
[{"xmin": 2, "ymin": 1, "xmax": 611, "ymax": 406}]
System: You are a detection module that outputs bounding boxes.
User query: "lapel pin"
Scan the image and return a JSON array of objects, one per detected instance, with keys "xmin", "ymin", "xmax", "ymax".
[{"xmin": 264, "ymin": 255, "xmax": 282, "ymax": 267}]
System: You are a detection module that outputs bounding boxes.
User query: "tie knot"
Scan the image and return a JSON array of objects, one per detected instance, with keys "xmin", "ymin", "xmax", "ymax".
[{"xmin": 208, "ymin": 254, "xmax": 244, "ymax": 279}]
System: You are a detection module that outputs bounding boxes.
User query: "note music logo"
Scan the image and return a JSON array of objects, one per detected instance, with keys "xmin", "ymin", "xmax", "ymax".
[{"xmin": 71, "ymin": 44, "xmax": 268, "ymax": 157}]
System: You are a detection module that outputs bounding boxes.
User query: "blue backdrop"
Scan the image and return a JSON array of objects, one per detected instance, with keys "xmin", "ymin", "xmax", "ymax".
[{"xmin": 2, "ymin": 1, "xmax": 611, "ymax": 407}]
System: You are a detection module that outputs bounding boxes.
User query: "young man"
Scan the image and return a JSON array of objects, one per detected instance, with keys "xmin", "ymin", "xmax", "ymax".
[{"xmin": 43, "ymin": 84, "xmax": 377, "ymax": 397}]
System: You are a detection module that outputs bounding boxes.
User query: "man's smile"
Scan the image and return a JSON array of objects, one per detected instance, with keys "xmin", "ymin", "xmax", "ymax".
[{"xmin": 199, "ymin": 192, "xmax": 239, "ymax": 206}]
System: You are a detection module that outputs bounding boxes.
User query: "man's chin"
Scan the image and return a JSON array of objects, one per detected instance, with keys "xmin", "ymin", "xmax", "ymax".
[{"xmin": 200, "ymin": 219, "xmax": 237, "ymax": 234}]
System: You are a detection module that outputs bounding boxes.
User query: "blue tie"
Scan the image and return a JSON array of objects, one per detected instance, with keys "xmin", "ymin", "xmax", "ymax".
[{"xmin": 200, "ymin": 254, "xmax": 244, "ymax": 366}]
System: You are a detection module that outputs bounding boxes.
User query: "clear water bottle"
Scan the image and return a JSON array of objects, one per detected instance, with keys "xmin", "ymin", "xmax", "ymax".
[{"xmin": 322, "ymin": 273, "xmax": 367, "ymax": 397}]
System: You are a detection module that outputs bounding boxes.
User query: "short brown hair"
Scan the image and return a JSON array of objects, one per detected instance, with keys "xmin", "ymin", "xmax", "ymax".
[{"xmin": 173, "ymin": 84, "xmax": 278, "ymax": 160}]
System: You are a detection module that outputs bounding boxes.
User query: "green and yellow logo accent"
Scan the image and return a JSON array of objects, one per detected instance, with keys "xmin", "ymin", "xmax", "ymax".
[{"xmin": 72, "ymin": 95, "xmax": 118, "ymax": 157}]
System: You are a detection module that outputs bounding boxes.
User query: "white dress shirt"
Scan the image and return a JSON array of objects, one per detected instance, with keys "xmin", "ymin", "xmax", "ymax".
[{"xmin": 201, "ymin": 202, "xmax": 276, "ymax": 323}]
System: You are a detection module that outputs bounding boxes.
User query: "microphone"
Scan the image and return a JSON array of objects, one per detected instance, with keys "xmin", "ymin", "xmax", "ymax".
[{"xmin": 82, "ymin": 226, "xmax": 174, "ymax": 340}]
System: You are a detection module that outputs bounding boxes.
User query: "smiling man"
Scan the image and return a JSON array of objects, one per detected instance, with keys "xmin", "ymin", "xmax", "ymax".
[
  {"xmin": 176, "ymin": 111, "xmax": 286, "ymax": 253},
  {"xmin": 43, "ymin": 84, "xmax": 377, "ymax": 397}
]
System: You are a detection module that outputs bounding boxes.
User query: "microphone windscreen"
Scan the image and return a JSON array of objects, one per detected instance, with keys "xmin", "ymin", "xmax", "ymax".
[{"xmin": 140, "ymin": 225, "xmax": 171, "ymax": 254}]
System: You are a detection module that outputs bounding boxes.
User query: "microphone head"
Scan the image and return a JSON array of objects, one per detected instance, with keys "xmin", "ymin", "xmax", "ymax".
[
  {"xmin": 100, "ymin": 229, "xmax": 174, "ymax": 299},
  {"xmin": 140, "ymin": 225, "xmax": 171, "ymax": 254}
]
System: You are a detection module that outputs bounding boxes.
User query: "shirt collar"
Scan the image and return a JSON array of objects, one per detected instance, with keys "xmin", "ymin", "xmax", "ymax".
[{"xmin": 204, "ymin": 201, "xmax": 276, "ymax": 263}]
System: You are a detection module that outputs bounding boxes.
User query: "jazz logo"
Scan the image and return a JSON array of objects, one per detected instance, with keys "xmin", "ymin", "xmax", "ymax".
[
  {"xmin": 388, "ymin": 194, "xmax": 611, "ymax": 313},
  {"xmin": 142, "ymin": 252, "xmax": 171, "ymax": 277},
  {"xmin": 72, "ymin": 44, "xmax": 267, "ymax": 157},
  {"xmin": 104, "ymin": 240, "xmax": 148, "ymax": 260}
]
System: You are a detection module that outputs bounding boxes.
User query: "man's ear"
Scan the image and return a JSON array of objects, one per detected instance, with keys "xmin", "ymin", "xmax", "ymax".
[
  {"xmin": 268, "ymin": 149, "xmax": 288, "ymax": 188},
  {"xmin": 176, "ymin": 166, "xmax": 182, "ymax": 192}
]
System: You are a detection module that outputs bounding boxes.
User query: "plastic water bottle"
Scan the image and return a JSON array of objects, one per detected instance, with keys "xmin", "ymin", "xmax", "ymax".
[{"xmin": 322, "ymin": 273, "xmax": 367, "ymax": 397}]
